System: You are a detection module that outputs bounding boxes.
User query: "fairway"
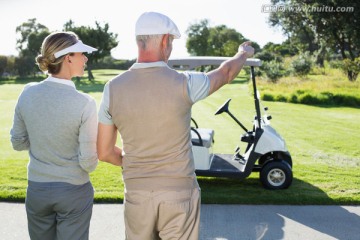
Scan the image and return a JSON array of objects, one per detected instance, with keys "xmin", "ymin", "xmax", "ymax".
[{"xmin": 1, "ymin": 69, "xmax": 359, "ymax": 204}]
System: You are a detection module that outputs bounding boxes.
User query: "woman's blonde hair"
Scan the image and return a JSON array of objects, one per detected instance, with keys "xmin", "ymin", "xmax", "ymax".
[{"xmin": 36, "ymin": 31, "xmax": 78, "ymax": 74}]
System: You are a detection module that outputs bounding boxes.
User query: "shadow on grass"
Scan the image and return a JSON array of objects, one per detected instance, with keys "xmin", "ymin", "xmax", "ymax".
[
  {"xmin": 0, "ymin": 76, "xmax": 44, "ymax": 85},
  {"xmin": 95, "ymin": 73, "xmax": 121, "ymax": 77},
  {"xmin": 90, "ymin": 176, "xmax": 348, "ymax": 205},
  {"xmin": 1, "ymin": 175, "xmax": 358, "ymax": 205},
  {"xmin": 0, "ymin": 76, "xmax": 106, "ymax": 93},
  {"xmin": 75, "ymin": 81, "xmax": 105, "ymax": 93},
  {"xmin": 229, "ymin": 77, "xmax": 249, "ymax": 85},
  {"xmin": 198, "ymin": 176, "xmax": 339, "ymax": 205}
]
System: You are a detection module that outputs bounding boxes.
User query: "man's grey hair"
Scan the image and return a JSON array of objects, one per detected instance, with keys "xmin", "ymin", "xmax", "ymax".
[{"xmin": 136, "ymin": 34, "xmax": 163, "ymax": 50}]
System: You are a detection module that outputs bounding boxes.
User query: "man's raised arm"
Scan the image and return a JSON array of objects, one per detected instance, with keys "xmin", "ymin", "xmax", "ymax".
[{"xmin": 207, "ymin": 42, "xmax": 254, "ymax": 94}]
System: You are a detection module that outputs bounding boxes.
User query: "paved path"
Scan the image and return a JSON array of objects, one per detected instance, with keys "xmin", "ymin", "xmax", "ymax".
[{"xmin": 1, "ymin": 203, "xmax": 359, "ymax": 239}]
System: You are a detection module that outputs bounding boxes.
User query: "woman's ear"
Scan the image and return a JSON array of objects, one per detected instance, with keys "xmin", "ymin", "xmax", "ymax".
[{"xmin": 65, "ymin": 55, "xmax": 72, "ymax": 63}]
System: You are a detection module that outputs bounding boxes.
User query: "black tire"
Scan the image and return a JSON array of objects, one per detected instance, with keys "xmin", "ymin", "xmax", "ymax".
[{"xmin": 260, "ymin": 160, "xmax": 292, "ymax": 189}]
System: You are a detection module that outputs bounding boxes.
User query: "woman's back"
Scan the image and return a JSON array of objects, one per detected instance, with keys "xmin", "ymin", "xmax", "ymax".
[{"xmin": 12, "ymin": 78, "xmax": 98, "ymax": 184}]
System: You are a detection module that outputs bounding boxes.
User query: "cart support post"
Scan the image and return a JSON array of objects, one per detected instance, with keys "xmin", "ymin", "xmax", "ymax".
[{"xmin": 251, "ymin": 66, "xmax": 262, "ymax": 129}]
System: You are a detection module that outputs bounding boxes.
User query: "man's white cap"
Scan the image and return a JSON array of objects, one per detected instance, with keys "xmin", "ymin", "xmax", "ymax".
[
  {"xmin": 135, "ymin": 12, "xmax": 181, "ymax": 39},
  {"xmin": 54, "ymin": 40, "xmax": 97, "ymax": 58}
]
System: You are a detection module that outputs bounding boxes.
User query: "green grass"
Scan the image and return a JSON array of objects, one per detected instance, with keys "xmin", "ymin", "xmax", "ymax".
[
  {"xmin": 1, "ymin": 69, "xmax": 359, "ymax": 204},
  {"xmin": 258, "ymin": 67, "xmax": 360, "ymax": 107}
]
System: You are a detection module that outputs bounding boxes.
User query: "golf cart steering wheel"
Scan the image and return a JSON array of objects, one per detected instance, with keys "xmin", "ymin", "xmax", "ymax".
[{"xmin": 215, "ymin": 98, "xmax": 231, "ymax": 115}]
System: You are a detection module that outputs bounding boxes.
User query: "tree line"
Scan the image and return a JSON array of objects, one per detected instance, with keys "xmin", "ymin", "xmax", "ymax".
[
  {"xmin": 0, "ymin": 18, "xmax": 118, "ymax": 80},
  {"xmin": 268, "ymin": 0, "xmax": 359, "ymax": 82},
  {"xmin": 0, "ymin": 1, "xmax": 359, "ymax": 82}
]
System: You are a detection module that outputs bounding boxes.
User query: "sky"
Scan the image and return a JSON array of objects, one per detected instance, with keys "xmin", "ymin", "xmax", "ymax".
[{"xmin": 0, "ymin": 0, "xmax": 286, "ymax": 60}]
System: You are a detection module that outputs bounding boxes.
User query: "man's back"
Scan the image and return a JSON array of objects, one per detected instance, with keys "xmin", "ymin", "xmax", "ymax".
[
  {"xmin": 96, "ymin": 11, "xmax": 254, "ymax": 239},
  {"xmin": 109, "ymin": 65, "xmax": 197, "ymax": 191}
]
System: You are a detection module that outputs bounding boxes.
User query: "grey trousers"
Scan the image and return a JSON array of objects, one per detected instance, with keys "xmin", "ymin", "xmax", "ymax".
[{"xmin": 26, "ymin": 181, "xmax": 94, "ymax": 240}]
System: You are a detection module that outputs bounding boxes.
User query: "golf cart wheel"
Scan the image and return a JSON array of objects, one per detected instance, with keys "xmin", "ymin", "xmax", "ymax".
[{"xmin": 260, "ymin": 160, "xmax": 292, "ymax": 190}]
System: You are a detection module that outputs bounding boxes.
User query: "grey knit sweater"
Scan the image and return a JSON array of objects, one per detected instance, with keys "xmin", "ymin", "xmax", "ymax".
[{"xmin": 10, "ymin": 77, "xmax": 98, "ymax": 185}]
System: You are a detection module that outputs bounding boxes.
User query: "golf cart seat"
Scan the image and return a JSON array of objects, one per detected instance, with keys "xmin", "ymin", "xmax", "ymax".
[
  {"xmin": 191, "ymin": 128, "xmax": 214, "ymax": 148},
  {"xmin": 191, "ymin": 128, "xmax": 214, "ymax": 170}
]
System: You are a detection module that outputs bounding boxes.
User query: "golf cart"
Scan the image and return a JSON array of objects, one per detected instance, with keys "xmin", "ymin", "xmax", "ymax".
[{"xmin": 168, "ymin": 57, "xmax": 293, "ymax": 189}]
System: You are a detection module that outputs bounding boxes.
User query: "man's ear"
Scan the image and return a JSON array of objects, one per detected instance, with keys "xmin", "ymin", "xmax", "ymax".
[{"xmin": 161, "ymin": 34, "xmax": 169, "ymax": 48}]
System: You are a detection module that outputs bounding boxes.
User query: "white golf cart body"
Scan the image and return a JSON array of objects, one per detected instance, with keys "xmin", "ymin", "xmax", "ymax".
[{"xmin": 168, "ymin": 57, "xmax": 293, "ymax": 189}]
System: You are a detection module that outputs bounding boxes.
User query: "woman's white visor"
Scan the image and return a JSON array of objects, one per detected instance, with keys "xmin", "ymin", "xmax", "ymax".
[{"xmin": 54, "ymin": 41, "xmax": 97, "ymax": 58}]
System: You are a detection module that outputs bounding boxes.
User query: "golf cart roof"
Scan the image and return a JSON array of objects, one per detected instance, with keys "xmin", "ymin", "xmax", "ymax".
[{"xmin": 167, "ymin": 56, "xmax": 261, "ymax": 70}]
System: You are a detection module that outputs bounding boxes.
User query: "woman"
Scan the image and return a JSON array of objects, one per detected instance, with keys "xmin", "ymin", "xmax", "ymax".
[{"xmin": 10, "ymin": 31, "xmax": 98, "ymax": 240}]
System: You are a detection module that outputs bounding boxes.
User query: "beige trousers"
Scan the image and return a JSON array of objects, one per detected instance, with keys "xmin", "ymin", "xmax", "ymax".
[{"xmin": 124, "ymin": 187, "xmax": 201, "ymax": 240}]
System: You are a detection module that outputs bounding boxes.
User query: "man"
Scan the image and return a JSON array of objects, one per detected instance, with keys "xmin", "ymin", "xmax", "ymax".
[{"xmin": 97, "ymin": 11, "xmax": 254, "ymax": 240}]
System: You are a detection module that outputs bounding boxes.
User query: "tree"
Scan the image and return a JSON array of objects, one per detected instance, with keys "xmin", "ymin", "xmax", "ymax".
[
  {"xmin": 207, "ymin": 25, "xmax": 247, "ymax": 56},
  {"xmin": 262, "ymin": 60, "xmax": 286, "ymax": 82},
  {"xmin": 64, "ymin": 20, "xmax": 118, "ymax": 80},
  {"xmin": 269, "ymin": 0, "xmax": 360, "ymax": 81},
  {"xmin": 186, "ymin": 20, "xmax": 260, "ymax": 57},
  {"xmin": 342, "ymin": 57, "xmax": 360, "ymax": 81},
  {"xmin": 186, "ymin": 19, "xmax": 210, "ymax": 56},
  {"xmin": 291, "ymin": 52, "xmax": 313, "ymax": 76},
  {"xmin": 262, "ymin": 40, "xmax": 298, "ymax": 57},
  {"xmin": 14, "ymin": 55, "xmax": 36, "ymax": 77},
  {"xmin": 0, "ymin": 56, "xmax": 7, "ymax": 76},
  {"xmin": 26, "ymin": 31, "xmax": 50, "ymax": 57},
  {"xmin": 0, "ymin": 56, "xmax": 15, "ymax": 77},
  {"xmin": 16, "ymin": 18, "xmax": 48, "ymax": 54},
  {"xmin": 15, "ymin": 19, "xmax": 50, "ymax": 76}
]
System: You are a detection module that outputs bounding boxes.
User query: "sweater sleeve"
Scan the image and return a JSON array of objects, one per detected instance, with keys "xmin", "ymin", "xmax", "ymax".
[
  {"xmin": 10, "ymin": 101, "xmax": 30, "ymax": 151},
  {"xmin": 78, "ymin": 98, "xmax": 98, "ymax": 173}
]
